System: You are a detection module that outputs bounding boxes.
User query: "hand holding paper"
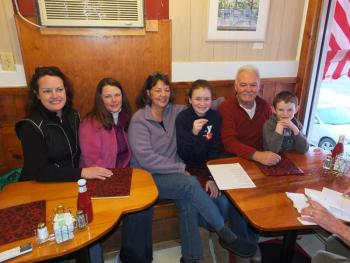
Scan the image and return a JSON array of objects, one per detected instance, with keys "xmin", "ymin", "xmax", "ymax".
[
  {"xmin": 286, "ymin": 187, "xmax": 350, "ymax": 225},
  {"xmin": 300, "ymin": 199, "xmax": 346, "ymax": 235}
]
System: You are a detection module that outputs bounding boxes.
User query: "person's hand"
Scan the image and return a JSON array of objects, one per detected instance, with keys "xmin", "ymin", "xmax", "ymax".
[
  {"xmin": 283, "ymin": 119, "xmax": 299, "ymax": 135},
  {"xmin": 300, "ymin": 199, "xmax": 342, "ymax": 234},
  {"xmin": 275, "ymin": 120, "xmax": 286, "ymax": 135},
  {"xmin": 192, "ymin": 119, "xmax": 208, "ymax": 135},
  {"xmin": 205, "ymin": 180, "xmax": 220, "ymax": 198},
  {"xmin": 277, "ymin": 119, "xmax": 300, "ymax": 136},
  {"xmin": 184, "ymin": 170, "xmax": 192, "ymax": 176},
  {"xmin": 81, "ymin": 167, "xmax": 113, "ymax": 180},
  {"xmin": 252, "ymin": 151, "xmax": 281, "ymax": 166}
]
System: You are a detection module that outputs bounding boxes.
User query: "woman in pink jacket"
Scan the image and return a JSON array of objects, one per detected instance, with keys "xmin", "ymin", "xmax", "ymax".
[
  {"xmin": 79, "ymin": 78, "xmax": 135, "ymax": 262},
  {"xmin": 79, "ymin": 78, "xmax": 131, "ymax": 168}
]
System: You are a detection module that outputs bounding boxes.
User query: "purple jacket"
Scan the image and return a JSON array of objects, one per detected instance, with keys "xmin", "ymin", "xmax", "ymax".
[
  {"xmin": 128, "ymin": 104, "xmax": 186, "ymax": 175},
  {"xmin": 79, "ymin": 112, "xmax": 131, "ymax": 168}
]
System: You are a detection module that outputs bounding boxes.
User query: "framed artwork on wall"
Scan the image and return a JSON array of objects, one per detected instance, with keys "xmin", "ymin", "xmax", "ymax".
[{"xmin": 207, "ymin": 0, "xmax": 270, "ymax": 41}]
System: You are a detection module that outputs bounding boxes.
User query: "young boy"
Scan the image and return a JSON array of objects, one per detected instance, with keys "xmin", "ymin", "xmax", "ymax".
[{"xmin": 263, "ymin": 91, "xmax": 309, "ymax": 153}]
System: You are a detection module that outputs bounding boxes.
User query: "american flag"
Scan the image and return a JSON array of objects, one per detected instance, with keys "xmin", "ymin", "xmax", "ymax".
[{"xmin": 323, "ymin": 0, "xmax": 350, "ymax": 80}]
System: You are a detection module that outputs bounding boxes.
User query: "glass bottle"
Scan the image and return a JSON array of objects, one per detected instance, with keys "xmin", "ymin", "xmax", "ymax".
[
  {"xmin": 76, "ymin": 210, "xmax": 87, "ymax": 230},
  {"xmin": 77, "ymin": 179, "xmax": 93, "ymax": 223},
  {"xmin": 332, "ymin": 135, "xmax": 345, "ymax": 160},
  {"xmin": 323, "ymin": 155, "xmax": 333, "ymax": 170}
]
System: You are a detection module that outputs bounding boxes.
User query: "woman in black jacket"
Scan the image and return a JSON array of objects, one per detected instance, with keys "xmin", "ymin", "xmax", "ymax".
[
  {"xmin": 15, "ymin": 66, "xmax": 112, "ymax": 263},
  {"xmin": 16, "ymin": 66, "xmax": 112, "ymax": 182}
]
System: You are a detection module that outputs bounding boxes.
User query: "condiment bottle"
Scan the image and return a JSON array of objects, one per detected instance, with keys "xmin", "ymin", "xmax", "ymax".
[
  {"xmin": 332, "ymin": 135, "xmax": 345, "ymax": 160},
  {"xmin": 77, "ymin": 179, "xmax": 93, "ymax": 223}
]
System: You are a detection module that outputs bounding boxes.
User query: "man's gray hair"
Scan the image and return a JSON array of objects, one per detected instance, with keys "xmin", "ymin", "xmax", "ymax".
[{"xmin": 235, "ymin": 65, "xmax": 261, "ymax": 81}]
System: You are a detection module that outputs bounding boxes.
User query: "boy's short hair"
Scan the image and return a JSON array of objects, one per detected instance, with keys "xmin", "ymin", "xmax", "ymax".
[{"xmin": 273, "ymin": 91, "xmax": 298, "ymax": 108}]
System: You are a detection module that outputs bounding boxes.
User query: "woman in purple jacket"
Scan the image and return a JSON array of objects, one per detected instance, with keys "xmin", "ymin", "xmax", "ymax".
[{"xmin": 79, "ymin": 78, "xmax": 136, "ymax": 262}]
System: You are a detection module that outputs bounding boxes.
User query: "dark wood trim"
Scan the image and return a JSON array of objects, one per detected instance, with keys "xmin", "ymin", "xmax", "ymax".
[
  {"xmin": 295, "ymin": 0, "xmax": 324, "ymax": 122},
  {"xmin": 171, "ymin": 77, "xmax": 298, "ymax": 105},
  {"xmin": 0, "ymin": 87, "xmax": 27, "ymax": 94}
]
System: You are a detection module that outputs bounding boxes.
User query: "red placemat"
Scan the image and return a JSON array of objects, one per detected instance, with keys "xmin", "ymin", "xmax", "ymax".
[
  {"xmin": 186, "ymin": 166, "xmax": 210, "ymax": 189},
  {"xmin": 256, "ymin": 155, "xmax": 304, "ymax": 176},
  {"xmin": 0, "ymin": 200, "xmax": 46, "ymax": 246},
  {"xmin": 87, "ymin": 168, "xmax": 132, "ymax": 198}
]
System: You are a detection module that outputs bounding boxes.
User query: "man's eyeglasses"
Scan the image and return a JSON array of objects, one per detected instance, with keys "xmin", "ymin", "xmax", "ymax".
[{"xmin": 238, "ymin": 82, "xmax": 258, "ymax": 88}]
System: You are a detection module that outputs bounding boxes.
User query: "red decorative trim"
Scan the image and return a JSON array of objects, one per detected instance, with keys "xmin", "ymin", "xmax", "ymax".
[
  {"xmin": 15, "ymin": 0, "xmax": 36, "ymax": 16},
  {"xmin": 145, "ymin": 0, "xmax": 169, "ymax": 19}
]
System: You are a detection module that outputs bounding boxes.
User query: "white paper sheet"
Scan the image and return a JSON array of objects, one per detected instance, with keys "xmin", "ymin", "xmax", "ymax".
[
  {"xmin": 285, "ymin": 192, "xmax": 308, "ymax": 212},
  {"xmin": 207, "ymin": 163, "xmax": 256, "ymax": 190}
]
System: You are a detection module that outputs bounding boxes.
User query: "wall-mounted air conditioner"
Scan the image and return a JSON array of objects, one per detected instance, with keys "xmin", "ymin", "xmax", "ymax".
[{"xmin": 36, "ymin": 0, "xmax": 144, "ymax": 28}]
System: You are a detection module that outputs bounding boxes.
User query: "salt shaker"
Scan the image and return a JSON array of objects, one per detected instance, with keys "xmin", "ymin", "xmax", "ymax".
[{"xmin": 37, "ymin": 222, "xmax": 49, "ymax": 244}]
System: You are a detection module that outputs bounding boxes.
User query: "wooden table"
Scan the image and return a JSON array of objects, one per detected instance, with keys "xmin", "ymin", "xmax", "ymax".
[
  {"xmin": 208, "ymin": 148, "xmax": 350, "ymax": 263},
  {"xmin": 0, "ymin": 168, "xmax": 158, "ymax": 262}
]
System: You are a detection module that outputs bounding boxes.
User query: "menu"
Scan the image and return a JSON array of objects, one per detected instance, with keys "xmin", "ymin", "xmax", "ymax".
[
  {"xmin": 0, "ymin": 200, "xmax": 46, "ymax": 245},
  {"xmin": 87, "ymin": 168, "xmax": 132, "ymax": 198},
  {"xmin": 256, "ymin": 154, "xmax": 304, "ymax": 176}
]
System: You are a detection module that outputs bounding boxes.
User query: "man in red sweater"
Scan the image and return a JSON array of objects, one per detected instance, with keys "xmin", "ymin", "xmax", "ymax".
[{"xmin": 219, "ymin": 65, "xmax": 281, "ymax": 166}]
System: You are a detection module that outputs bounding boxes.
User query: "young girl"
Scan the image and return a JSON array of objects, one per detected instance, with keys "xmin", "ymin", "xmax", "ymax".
[{"xmin": 176, "ymin": 79, "xmax": 259, "ymax": 261}]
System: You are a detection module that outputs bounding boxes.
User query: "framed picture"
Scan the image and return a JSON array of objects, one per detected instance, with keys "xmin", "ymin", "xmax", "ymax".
[{"xmin": 207, "ymin": 0, "xmax": 270, "ymax": 41}]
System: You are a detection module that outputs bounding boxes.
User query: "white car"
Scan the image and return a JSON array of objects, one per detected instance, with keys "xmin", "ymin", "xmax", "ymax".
[{"xmin": 308, "ymin": 105, "xmax": 350, "ymax": 152}]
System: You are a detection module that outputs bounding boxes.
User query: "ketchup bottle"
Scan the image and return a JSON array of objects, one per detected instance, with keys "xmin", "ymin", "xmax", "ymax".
[
  {"xmin": 77, "ymin": 179, "xmax": 93, "ymax": 223},
  {"xmin": 331, "ymin": 135, "xmax": 345, "ymax": 160}
]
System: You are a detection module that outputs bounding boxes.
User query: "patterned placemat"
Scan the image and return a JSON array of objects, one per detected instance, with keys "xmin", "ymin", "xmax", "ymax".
[
  {"xmin": 0, "ymin": 200, "xmax": 46, "ymax": 245},
  {"xmin": 256, "ymin": 155, "xmax": 304, "ymax": 176},
  {"xmin": 87, "ymin": 168, "xmax": 132, "ymax": 198}
]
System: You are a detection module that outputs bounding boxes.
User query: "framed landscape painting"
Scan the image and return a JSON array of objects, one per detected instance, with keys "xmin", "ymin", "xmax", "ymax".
[{"xmin": 207, "ymin": 0, "xmax": 270, "ymax": 41}]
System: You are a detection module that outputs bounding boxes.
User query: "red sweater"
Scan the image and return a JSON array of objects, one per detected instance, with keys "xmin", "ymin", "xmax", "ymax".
[{"xmin": 218, "ymin": 96, "xmax": 272, "ymax": 158}]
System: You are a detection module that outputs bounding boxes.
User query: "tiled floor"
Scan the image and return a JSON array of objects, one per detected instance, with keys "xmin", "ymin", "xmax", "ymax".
[{"xmin": 104, "ymin": 229, "xmax": 328, "ymax": 263}]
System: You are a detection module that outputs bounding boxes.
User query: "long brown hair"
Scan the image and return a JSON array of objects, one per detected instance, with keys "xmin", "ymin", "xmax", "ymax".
[{"xmin": 85, "ymin": 78, "xmax": 131, "ymax": 130}]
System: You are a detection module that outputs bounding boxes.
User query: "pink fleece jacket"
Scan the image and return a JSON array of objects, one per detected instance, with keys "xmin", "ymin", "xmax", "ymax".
[{"xmin": 79, "ymin": 114, "xmax": 131, "ymax": 168}]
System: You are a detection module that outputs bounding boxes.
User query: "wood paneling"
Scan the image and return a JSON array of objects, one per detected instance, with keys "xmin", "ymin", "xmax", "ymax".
[
  {"xmin": 170, "ymin": 0, "xmax": 306, "ymax": 62},
  {"xmin": 172, "ymin": 77, "xmax": 298, "ymax": 105},
  {"xmin": 0, "ymin": 123, "xmax": 23, "ymax": 174},
  {"xmin": 102, "ymin": 216, "xmax": 180, "ymax": 254},
  {"xmin": 15, "ymin": 16, "xmax": 171, "ymax": 115},
  {"xmin": 0, "ymin": 87, "xmax": 27, "ymax": 122},
  {"xmin": 296, "ymin": 0, "xmax": 324, "ymax": 122}
]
